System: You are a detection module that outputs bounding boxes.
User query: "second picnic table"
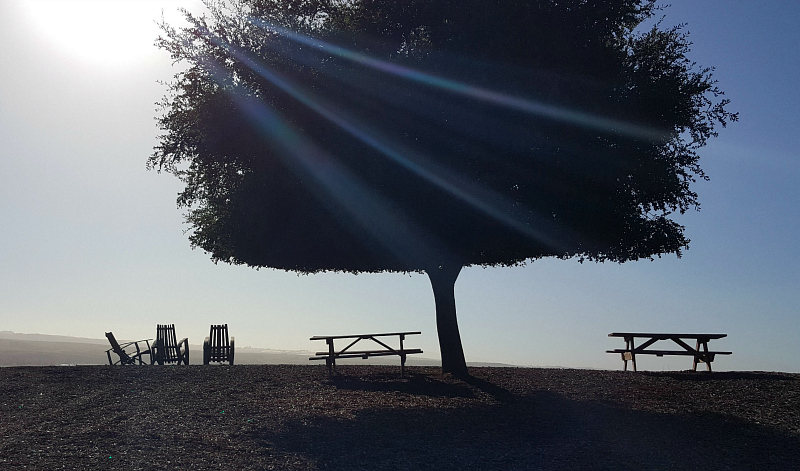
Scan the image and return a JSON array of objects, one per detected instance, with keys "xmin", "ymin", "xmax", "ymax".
[
  {"xmin": 607, "ymin": 332, "xmax": 731, "ymax": 372},
  {"xmin": 309, "ymin": 331, "xmax": 422, "ymax": 376}
]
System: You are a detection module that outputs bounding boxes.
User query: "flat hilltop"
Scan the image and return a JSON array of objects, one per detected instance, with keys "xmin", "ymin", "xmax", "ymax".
[{"xmin": 1, "ymin": 365, "xmax": 798, "ymax": 470}]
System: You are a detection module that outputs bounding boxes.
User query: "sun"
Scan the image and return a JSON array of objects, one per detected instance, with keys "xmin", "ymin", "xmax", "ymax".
[{"xmin": 19, "ymin": 0, "xmax": 201, "ymax": 69}]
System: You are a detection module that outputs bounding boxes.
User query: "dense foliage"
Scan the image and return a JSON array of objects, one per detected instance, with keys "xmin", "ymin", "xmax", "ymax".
[{"xmin": 151, "ymin": 0, "xmax": 735, "ymax": 274}]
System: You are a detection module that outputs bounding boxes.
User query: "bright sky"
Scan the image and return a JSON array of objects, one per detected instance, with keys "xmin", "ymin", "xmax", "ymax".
[{"xmin": 1, "ymin": 0, "xmax": 798, "ymax": 372}]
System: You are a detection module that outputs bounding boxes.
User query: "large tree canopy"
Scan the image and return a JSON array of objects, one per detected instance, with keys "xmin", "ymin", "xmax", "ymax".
[{"xmin": 150, "ymin": 0, "xmax": 736, "ymax": 376}]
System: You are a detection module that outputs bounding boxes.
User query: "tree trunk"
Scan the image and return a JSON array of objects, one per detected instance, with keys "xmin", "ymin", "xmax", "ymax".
[{"xmin": 426, "ymin": 264, "xmax": 468, "ymax": 377}]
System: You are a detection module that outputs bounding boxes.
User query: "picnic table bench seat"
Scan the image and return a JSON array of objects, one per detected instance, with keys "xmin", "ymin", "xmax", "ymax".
[
  {"xmin": 606, "ymin": 349, "xmax": 731, "ymax": 357},
  {"xmin": 310, "ymin": 331, "xmax": 422, "ymax": 376},
  {"xmin": 311, "ymin": 349, "xmax": 423, "ymax": 358}
]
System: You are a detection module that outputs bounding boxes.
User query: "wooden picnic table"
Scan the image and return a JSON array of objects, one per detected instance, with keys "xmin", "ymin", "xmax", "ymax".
[
  {"xmin": 607, "ymin": 332, "xmax": 731, "ymax": 372},
  {"xmin": 309, "ymin": 331, "xmax": 422, "ymax": 376}
]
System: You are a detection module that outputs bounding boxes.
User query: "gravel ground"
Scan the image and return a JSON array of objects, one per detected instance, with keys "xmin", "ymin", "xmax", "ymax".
[{"xmin": 0, "ymin": 365, "xmax": 798, "ymax": 470}]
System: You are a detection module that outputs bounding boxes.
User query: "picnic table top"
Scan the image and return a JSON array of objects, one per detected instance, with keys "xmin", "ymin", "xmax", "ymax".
[
  {"xmin": 609, "ymin": 332, "xmax": 727, "ymax": 340},
  {"xmin": 310, "ymin": 331, "xmax": 421, "ymax": 341}
]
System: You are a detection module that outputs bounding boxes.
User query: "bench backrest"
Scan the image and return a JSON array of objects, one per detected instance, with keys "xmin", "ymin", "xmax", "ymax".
[
  {"xmin": 105, "ymin": 332, "xmax": 131, "ymax": 363},
  {"xmin": 208, "ymin": 324, "xmax": 230, "ymax": 362},
  {"xmin": 156, "ymin": 324, "xmax": 182, "ymax": 363}
]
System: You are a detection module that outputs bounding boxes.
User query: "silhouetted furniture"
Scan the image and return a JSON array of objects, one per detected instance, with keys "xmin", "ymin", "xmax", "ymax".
[
  {"xmin": 309, "ymin": 331, "xmax": 422, "ymax": 376},
  {"xmin": 203, "ymin": 324, "xmax": 235, "ymax": 365},
  {"xmin": 153, "ymin": 324, "xmax": 189, "ymax": 365},
  {"xmin": 607, "ymin": 333, "xmax": 731, "ymax": 372},
  {"xmin": 105, "ymin": 332, "xmax": 153, "ymax": 365}
]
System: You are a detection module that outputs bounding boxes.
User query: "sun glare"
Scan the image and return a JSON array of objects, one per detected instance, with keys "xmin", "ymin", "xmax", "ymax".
[{"xmin": 20, "ymin": 0, "xmax": 199, "ymax": 69}]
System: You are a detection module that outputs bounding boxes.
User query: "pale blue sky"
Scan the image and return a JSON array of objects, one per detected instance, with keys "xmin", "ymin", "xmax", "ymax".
[{"xmin": 1, "ymin": 1, "xmax": 797, "ymax": 371}]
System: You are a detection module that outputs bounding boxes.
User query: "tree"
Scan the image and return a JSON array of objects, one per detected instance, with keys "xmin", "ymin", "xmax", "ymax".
[{"xmin": 150, "ymin": 0, "xmax": 737, "ymax": 377}]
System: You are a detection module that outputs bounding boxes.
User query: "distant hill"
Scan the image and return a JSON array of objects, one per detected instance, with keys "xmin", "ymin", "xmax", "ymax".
[
  {"xmin": 0, "ymin": 330, "xmax": 108, "ymax": 345},
  {"xmin": 0, "ymin": 338, "xmax": 108, "ymax": 366}
]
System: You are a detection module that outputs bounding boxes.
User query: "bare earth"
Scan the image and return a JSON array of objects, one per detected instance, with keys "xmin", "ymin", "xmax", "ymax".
[{"xmin": 1, "ymin": 365, "xmax": 798, "ymax": 470}]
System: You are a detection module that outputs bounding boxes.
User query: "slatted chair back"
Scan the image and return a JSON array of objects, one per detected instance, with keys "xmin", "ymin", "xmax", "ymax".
[
  {"xmin": 105, "ymin": 332, "xmax": 132, "ymax": 365},
  {"xmin": 211, "ymin": 324, "xmax": 229, "ymax": 362},
  {"xmin": 203, "ymin": 324, "xmax": 235, "ymax": 365},
  {"xmin": 155, "ymin": 324, "xmax": 189, "ymax": 365}
]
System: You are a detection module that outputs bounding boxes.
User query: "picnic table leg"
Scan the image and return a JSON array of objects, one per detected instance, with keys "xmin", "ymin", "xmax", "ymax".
[
  {"xmin": 702, "ymin": 340, "xmax": 712, "ymax": 372},
  {"xmin": 326, "ymin": 338, "xmax": 335, "ymax": 376},
  {"xmin": 693, "ymin": 339, "xmax": 700, "ymax": 371},
  {"xmin": 625, "ymin": 337, "xmax": 637, "ymax": 372},
  {"xmin": 400, "ymin": 334, "xmax": 406, "ymax": 377},
  {"xmin": 621, "ymin": 337, "xmax": 629, "ymax": 371}
]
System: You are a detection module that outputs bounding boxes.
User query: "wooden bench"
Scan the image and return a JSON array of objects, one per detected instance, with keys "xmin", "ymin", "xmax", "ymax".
[
  {"xmin": 607, "ymin": 332, "xmax": 732, "ymax": 372},
  {"xmin": 309, "ymin": 331, "xmax": 422, "ymax": 376}
]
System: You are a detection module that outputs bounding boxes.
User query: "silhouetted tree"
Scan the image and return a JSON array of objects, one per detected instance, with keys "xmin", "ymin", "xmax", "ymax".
[{"xmin": 150, "ymin": 0, "xmax": 736, "ymax": 376}]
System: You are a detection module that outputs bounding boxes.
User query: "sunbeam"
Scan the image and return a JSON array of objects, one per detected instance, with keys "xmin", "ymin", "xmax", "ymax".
[
  {"xmin": 203, "ymin": 60, "xmax": 455, "ymax": 269},
  {"xmin": 251, "ymin": 20, "xmax": 669, "ymax": 142},
  {"xmin": 201, "ymin": 30, "xmax": 575, "ymax": 252}
]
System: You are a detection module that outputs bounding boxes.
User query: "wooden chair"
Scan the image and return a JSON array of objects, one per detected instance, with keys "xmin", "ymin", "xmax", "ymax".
[
  {"xmin": 203, "ymin": 324, "xmax": 234, "ymax": 365},
  {"xmin": 153, "ymin": 324, "xmax": 189, "ymax": 365},
  {"xmin": 105, "ymin": 332, "xmax": 153, "ymax": 365}
]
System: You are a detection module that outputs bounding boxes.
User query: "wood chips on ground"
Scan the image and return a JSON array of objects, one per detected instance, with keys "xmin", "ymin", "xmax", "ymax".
[{"xmin": 0, "ymin": 365, "xmax": 798, "ymax": 470}]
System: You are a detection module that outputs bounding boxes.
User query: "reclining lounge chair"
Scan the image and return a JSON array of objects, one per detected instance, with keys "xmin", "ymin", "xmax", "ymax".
[{"xmin": 105, "ymin": 332, "xmax": 153, "ymax": 365}]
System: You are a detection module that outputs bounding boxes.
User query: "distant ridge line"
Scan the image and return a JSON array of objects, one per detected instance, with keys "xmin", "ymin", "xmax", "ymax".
[{"xmin": 0, "ymin": 331, "xmax": 108, "ymax": 345}]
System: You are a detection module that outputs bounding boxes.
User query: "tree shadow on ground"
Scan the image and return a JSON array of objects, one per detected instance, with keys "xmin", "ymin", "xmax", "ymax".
[
  {"xmin": 326, "ymin": 368, "xmax": 517, "ymax": 403},
  {"xmin": 460, "ymin": 373, "xmax": 515, "ymax": 402},
  {"xmin": 255, "ymin": 377, "xmax": 800, "ymax": 471},
  {"xmin": 327, "ymin": 371, "xmax": 479, "ymax": 398}
]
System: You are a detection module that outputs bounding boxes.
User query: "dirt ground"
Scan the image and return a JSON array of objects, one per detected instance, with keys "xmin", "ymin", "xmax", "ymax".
[{"xmin": 0, "ymin": 365, "xmax": 798, "ymax": 470}]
